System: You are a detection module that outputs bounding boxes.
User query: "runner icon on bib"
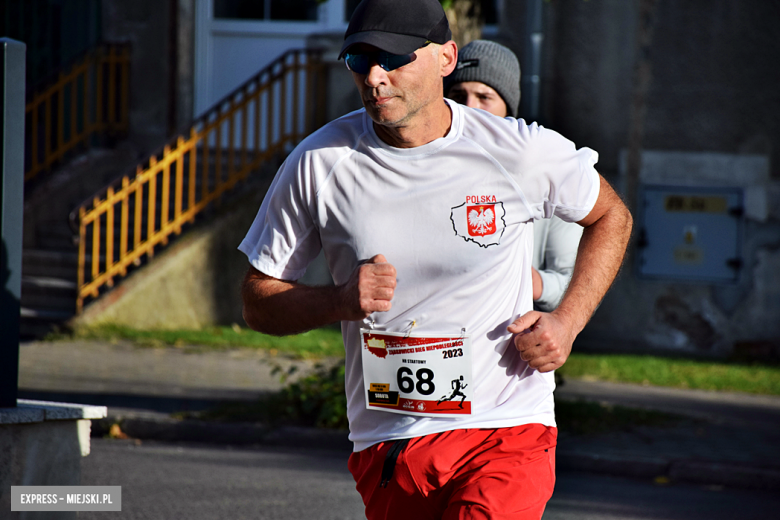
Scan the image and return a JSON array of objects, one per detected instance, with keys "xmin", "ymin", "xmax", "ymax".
[
  {"xmin": 361, "ymin": 329, "xmax": 472, "ymax": 417},
  {"xmin": 437, "ymin": 376, "xmax": 468, "ymax": 409}
]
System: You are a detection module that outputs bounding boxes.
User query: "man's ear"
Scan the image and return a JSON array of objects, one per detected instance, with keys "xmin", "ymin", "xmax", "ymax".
[{"xmin": 439, "ymin": 41, "xmax": 458, "ymax": 77}]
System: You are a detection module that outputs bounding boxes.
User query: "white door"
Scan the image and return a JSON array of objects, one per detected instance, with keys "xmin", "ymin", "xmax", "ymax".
[
  {"xmin": 194, "ymin": 0, "xmax": 356, "ymax": 117},
  {"xmin": 194, "ymin": 0, "xmax": 503, "ymax": 117}
]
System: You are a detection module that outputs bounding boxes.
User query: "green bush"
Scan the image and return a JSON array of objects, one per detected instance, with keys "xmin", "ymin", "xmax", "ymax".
[
  {"xmin": 197, "ymin": 362, "xmax": 348, "ymax": 429},
  {"xmin": 275, "ymin": 363, "xmax": 348, "ymax": 429}
]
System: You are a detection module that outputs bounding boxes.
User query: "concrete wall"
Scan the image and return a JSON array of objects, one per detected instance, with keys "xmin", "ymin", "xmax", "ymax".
[
  {"xmin": 542, "ymin": 0, "xmax": 636, "ymax": 176},
  {"xmin": 175, "ymin": 0, "xmax": 196, "ymax": 131},
  {"xmin": 579, "ymin": 151, "xmax": 780, "ymax": 358},
  {"xmin": 501, "ymin": 0, "xmax": 780, "ymax": 177},
  {"xmin": 307, "ymin": 32, "xmax": 364, "ymax": 123},
  {"xmin": 101, "ymin": 0, "xmax": 197, "ymax": 149},
  {"xmin": 502, "ymin": 0, "xmax": 780, "ymax": 357},
  {"xmin": 102, "ymin": 0, "xmax": 174, "ymax": 151},
  {"xmin": 642, "ymin": 1, "xmax": 779, "ymax": 172}
]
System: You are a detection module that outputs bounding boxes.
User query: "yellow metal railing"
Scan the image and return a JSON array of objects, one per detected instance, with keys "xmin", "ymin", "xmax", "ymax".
[
  {"xmin": 24, "ymin": 42, "xmax": 131, "ymax": 182},
  {"xmin": 72, "ymin": 48, "xmax": 326, "ymax": 313}
]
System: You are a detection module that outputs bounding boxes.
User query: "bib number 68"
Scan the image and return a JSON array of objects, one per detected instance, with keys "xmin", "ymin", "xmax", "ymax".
[{"xmin": 397, "ymin": 367, "xmax": 436, "ymax": 396}]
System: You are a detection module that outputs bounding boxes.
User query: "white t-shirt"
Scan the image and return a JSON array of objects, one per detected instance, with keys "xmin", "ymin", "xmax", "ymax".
[{"xmin": 239, "ymin": 101, "xmax": 600, "ymax": 451}]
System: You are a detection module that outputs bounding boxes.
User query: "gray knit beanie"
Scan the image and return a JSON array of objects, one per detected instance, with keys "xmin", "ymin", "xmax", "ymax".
[{"xmin": 445, "ymin": 40, "xmax": 521, "ymax": 117}]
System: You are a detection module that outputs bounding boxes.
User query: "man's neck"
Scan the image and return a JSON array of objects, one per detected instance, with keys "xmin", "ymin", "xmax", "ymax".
[{"xmin": 373, "ymin": 99, "xmax": 453, "ymax": 149}]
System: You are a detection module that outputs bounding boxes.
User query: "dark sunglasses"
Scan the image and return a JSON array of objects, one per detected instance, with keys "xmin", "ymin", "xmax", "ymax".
[{"xmin": 344, "ymin": 41, "xmax": 432, "ymax": 74}]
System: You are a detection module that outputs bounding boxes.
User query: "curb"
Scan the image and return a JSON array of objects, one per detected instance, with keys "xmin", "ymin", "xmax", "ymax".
[
  {"xmin": 93, "ymin": 414, "xmax": 353, "ymax": 452},
  {"xmin": 94, "ymin": 414, "xmax": 780, "ymax": 492}
]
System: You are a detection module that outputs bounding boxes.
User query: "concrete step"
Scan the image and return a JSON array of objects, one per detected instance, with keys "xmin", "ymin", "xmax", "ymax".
[
  {"xmin": 35, "ymin": 233, "xmax": 77, "ymax": 251},
  {"xmin": 22, "ymin": 249, "xmax": 79, "ymax": 280},
  {"xmin": 20, "ymin": 250, "xmax": 79, "ymax": 338},
  {"xmin": 20, "ymin": 293, "xmax": 77, "ymax": 314},
  {"xmin": 21, "ymin": 276, "xmax": 78, "ymax": 313},
  {"xmin": 19, "ymin": 303, "xmax": 76, "ymax": 339},
  {"xmin": 22, "ymin": 276, "xmax": 78, "ymax": 291},
  {"xmin": 20, "ymin": 307, "xmax": 74, "ymax": 320},
  {"xmin": 19, "ymin": 317, "xmax": 69, "ymax": 338}
]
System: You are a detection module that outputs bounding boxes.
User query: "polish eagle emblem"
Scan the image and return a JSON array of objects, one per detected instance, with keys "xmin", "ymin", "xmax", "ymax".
[
  {"xmin": 450, "ymin": 201, "xmax": 506, "ymax": 248},
  {"xmin": 467, "ymin": 206, "xmax": 496, "ymax": 236}
]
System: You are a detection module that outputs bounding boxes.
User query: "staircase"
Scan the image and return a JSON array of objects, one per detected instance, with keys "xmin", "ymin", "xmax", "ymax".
[
  {"xmin": 19, "ymin": 42, "xmax": 132, "ymax": 337},
  {"xmin": 20, "ymin": 48, "xmax": 326, "ymax": 337},
  {"xmin": 21, "ymin": 252, "xmax": 79, "ymax": 333},
  {"xmin": 21, "ymin": 144, "xmax": 141, "ymax": 337}
]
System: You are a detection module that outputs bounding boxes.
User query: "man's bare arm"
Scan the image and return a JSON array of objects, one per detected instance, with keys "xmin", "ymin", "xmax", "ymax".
[
  {"xmin": 554, "ymin": 174, "xmax": 633, "ymax": 334},
  {"xmin": 242, "ymin": 254, "xmax": 397, "ymax": 336},
  {"xmin": 508, "ymin": 175, "xmax": 633, "ymax": 372}
]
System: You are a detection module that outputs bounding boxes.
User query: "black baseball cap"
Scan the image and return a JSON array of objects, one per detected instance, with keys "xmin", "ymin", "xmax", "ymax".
[{"xmin": 338, "ymin": 0, "xmax": 452, "ymax": 59}]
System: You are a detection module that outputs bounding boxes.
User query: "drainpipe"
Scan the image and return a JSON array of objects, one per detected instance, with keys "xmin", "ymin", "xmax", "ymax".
[{"xmin": 521, "ymin": 0, "xmax": 543, "ymax": 122}]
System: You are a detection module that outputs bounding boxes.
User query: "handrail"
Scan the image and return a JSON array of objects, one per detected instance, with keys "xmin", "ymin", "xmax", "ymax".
[
  {"xmin": 71, "ymin": 48, "xmax": 327, "ymax": 313},
  {"xmin": 24, "ymin": 42, "xmax": 131, "ymax": 182}
]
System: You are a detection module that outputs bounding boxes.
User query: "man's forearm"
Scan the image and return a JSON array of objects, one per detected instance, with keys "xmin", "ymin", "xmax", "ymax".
[
  {"xmin": 553, "ymin": 181, "xmax": 633, "ymax": 334},
  {"xmin": 242, "ymin": 270, "xmax": 345, "ymax": 335},
  {"xmin": 242, "ymin": 254, "xmax": 397, "ymax": 336}
]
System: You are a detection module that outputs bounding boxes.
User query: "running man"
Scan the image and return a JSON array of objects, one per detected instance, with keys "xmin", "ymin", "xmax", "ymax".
[{"xmin": 239, "ymin": 0, "xmax": 632, "ymax": 517}]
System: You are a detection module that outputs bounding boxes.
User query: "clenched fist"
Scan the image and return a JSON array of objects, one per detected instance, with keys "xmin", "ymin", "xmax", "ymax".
[
  {"xmin": 338, "ymin": 254, "xmax": 397, "ymax": 320},
  {"xmin": 507, "ymin": 311, "xmax": 577, "ymax": 373}
]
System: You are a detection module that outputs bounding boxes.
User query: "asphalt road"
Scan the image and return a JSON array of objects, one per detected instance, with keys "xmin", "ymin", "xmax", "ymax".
[
  {"xmin": 547, "ymin": 473, "xmax": 780, "ymax": 520},
  {"xmin": 80, "ymin": 439, "xmax": 364, "ymax": 520},
  {"xmin": 80, "ymin": 439, "xmax": 780, "ymax": 520}
]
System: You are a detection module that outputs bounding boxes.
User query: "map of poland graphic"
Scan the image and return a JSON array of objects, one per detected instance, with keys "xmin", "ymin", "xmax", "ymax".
[{"xmin": 450, "ymin": 201, "xmax": 506, "ymax": 248}]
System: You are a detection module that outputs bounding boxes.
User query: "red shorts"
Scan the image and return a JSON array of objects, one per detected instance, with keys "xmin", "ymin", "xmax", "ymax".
[{"xmin": 348, "ymin": 424, "xmax": 557, "ymax": 520}]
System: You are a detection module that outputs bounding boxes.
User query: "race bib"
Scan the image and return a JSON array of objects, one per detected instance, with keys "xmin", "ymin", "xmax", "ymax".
[{"xmin": 360, "ymin": 329, "xmax": 472, "ymax": 417}]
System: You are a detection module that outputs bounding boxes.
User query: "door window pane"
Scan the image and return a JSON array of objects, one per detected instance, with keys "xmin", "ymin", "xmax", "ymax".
[
  {"xmin": 270, "ymin": 0, "xmax": 319, "ymax": 21},
  {"xmin": 345, "ymin": 1, "xmax": 497, "ymax": 25},
  {"xmin": 215, "ymin": 0, "xmax": 318, "ymax": 21},
  {"xmin": 214, "ymin": 0, "xmax": 264, "ymax": 19}
]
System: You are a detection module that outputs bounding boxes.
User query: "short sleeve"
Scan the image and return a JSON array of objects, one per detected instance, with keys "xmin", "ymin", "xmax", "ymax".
[
  {"xmin": 513, "ymin": 122, "xmax": 601, "ymax": 223},
  {"xmin": 238, "ymin": 153, "xmax": 322, "ymax": 281}
]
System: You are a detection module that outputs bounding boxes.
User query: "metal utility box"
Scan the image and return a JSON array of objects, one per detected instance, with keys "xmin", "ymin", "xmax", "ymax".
[{"xmin": 636, "ymin": 185, "xmax": 743, "ymax": 283}]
